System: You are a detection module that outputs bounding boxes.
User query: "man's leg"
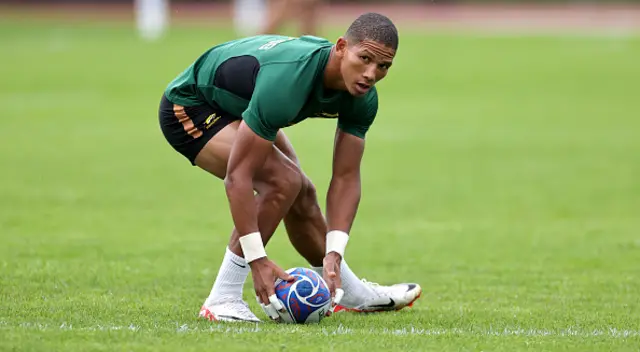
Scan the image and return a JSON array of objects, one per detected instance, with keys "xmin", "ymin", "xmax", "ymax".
[
  {"xmin": 194, "ymin": 121, "xmax": 302, "ymax": 253},
  {"xmin": 274, "ymin": 132, "xmax": 423, "ymax": 312},
  {"xmin": 193, "ymin": 121, "xmax": 306, "ymax": 322},
  {"xmin": 159, "ymin": 97, "xmax": 306, "ymax": 321}
]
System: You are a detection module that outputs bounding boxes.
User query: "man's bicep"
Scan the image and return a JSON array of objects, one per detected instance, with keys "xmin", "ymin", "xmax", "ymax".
[{"xmin": 336, "ymin": 121, "xmax": 369, "ymax": 140}]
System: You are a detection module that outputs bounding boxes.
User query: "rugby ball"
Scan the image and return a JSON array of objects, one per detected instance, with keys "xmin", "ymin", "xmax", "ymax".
[{"xmin": 274, "ymin": 267, "xmax": 332, "ymax": 324}]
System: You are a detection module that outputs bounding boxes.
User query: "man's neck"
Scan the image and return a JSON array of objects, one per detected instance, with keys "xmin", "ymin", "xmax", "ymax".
[{"xmin": 323, "ymin": 46, "xmax": 345, "ymax": 92}]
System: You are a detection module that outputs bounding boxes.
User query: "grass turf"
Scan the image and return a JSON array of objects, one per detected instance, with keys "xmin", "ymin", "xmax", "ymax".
[{"xmin": 1, "ymin": 17, "xmax": 640, "ymax": 351}]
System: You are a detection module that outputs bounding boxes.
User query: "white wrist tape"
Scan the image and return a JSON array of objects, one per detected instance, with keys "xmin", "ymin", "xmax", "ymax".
[
  {"xmin": 326, "ymin": 230, "xmax": 349, "ymax": 257},
  {"xmin": 239, "ymin": 232, "xmax": 267, "ymax": 263}
]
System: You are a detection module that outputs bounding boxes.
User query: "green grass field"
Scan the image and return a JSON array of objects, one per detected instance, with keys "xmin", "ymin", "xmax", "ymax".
[{"xmin": 1, "ymin": 17, "xmax": 640, "ymax": 351}]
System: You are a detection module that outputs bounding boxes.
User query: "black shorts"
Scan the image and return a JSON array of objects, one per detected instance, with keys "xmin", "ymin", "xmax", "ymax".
[{"xmin": 158, "ymin": 94, "xmax": 240, "ymax": 165}]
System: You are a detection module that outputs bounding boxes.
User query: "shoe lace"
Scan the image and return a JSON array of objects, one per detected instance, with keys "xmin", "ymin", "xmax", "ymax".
[
  {"xmin": 361, "ymin": 278, "xmax": 380, "ymax": 287},
  {"xmin": 235, "ymin": 301, "xmax": 255, "ymax": 317},
  {"xmin": 361, "ymin": 278, "xmax": 393, "ymax": 295},
  {"xmin": 217, "ymin": 297, "xmax": 255, "ymax": 317}
]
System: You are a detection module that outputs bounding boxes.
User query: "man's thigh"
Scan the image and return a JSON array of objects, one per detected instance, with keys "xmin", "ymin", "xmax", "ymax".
[
  {"xmin": 272, "ymin": 130, "xmax": 317, "ymax": 199},
  {"xmin": 273, "ymin": 130, "xmax": 300, "ymax": 167},
  {"xmin": 158, "ymin": 93, "xmax": 240, "ymax": 167},
  {"xmin": 194, "ymin": 122, "xmax": 301, "ymax": 188},
  {"xmin": 192, "ymin": 120, "xmax": 240, "ymax": 179}
]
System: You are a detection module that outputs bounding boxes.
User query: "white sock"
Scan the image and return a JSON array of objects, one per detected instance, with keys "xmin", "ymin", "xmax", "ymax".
[
  {"xmin": 205, "ymin": 246, "xmax": 250, "ymax": 306},
  {"xmin": 312, "ymin": 259, "xmax": 376, "ymax": 308}
]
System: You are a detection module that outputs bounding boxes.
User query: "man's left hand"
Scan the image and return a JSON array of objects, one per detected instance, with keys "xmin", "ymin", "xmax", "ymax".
[{"xmin": 323, "ymin": 251, "xmax": 344, "ymax": 309}]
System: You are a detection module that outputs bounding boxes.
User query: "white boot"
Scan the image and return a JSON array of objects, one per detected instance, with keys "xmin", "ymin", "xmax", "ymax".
[
  {"xmin": 335, "ymin": 280, "xmax": 422, "ymax": 313},
  {"xmin": 199, "ymin": 298, "xmax": 261, "ymax": 323}
]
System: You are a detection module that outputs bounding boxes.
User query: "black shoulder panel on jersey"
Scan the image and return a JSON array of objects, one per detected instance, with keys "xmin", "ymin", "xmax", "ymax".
[{"xmin": 213, "ymin": 55, "xmax": 261, "ymax": 101}]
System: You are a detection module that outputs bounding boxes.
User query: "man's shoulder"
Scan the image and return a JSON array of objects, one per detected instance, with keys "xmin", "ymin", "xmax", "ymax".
[
  {"xmin": 246, "ymin": 35, "xmax": 333, "ymax": 66},
  {"xmin": 335, "ymin": 87, "xmax": 379, "ymax": 138},
  {"xmin": 249, "ymin": 36, "xmax": 333, "ymax": 95}
]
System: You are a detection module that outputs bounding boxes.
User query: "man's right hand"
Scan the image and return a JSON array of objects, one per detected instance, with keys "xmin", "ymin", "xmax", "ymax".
[{"xmin": 250, "ymin": 257, "xmax": 294, "ymax": 320}]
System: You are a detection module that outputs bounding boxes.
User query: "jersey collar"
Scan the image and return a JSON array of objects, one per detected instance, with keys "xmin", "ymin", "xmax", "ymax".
[{"xmin": 315, "ymin": 46, "xmax": 346, "ymax": 104}]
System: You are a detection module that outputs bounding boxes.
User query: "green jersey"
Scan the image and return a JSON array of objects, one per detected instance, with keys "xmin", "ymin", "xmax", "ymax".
[{"xmin": 164, "ymin": 35, "xmax": 378, "ymax": 141}]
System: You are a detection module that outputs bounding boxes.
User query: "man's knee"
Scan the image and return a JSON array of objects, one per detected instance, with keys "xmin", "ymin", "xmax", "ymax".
[
  {"xmin": 289, "ymin": 177, "xmax": 320, "ymax": 218},
  {"xmin": 263, "ymin": 163, "xmax": 303, "ymax": 205}
]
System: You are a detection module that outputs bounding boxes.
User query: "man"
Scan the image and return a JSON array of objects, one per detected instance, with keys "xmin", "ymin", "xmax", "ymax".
[{"xmin": 159, "ymin": 12, "xmax": 422, "ymax": 322}]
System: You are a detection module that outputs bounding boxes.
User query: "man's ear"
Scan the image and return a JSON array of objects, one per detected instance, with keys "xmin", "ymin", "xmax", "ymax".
[{"xmin": 335, "ymin": 37, "xmax": 349, "ymax": 58}]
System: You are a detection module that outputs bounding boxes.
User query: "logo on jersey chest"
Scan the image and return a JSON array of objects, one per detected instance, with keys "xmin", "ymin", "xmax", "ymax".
[
  {"xmin": 286, "ymin": 111, "xmax": 340, "ymax": 127},
  {"xmin": 315, "ymin": 111, "xmax": 339, "ymax": 118}
]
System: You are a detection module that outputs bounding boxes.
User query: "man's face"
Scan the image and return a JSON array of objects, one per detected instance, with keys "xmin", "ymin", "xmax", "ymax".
[{"xmin": 337, "ymin": 38, "xmax": 396, "ymax": 97}]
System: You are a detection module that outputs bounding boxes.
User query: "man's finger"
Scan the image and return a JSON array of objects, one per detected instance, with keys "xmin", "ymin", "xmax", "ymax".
[
  {"xmin": 333, "ymin": 288, "xmax": 344, "ymax": 306},
  {"xmin": 275, "ymin": 267, "xmax": 294, "ymax": 282},
  {"xmin": 265, "ymin": 285, "xmax": 284, "ymax": 313},
  {"xmin": 334, "ymin": 271, "xmax": 343, "ymax": 290},
  {"xmin": 324, "ymin": 273, "xmax": 335, "ymax": 293},
  {"xmin": 258, "ymin": 290, "xmax": 270, "ymax": 305},
  {"xmin": 269, "ymin": 294, "xmax": 285, "ymax": 312},
  {"xmin": 327, "ymin": 271, "xmax": 337, "ymax": 292},
  {"xmin": 264, "ymin": 303, "xmax": 279, "ymax": 320},
  {"xmin": 259, "ymin": 302, "xmax": 269, "ymax": 318},
  {"xmin": 257, "ymin": 296, "xmax": 276, "ymax": 320}
]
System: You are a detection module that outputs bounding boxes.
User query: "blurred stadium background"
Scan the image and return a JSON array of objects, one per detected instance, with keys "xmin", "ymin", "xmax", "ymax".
[
  {"xmin": 3, "ymin": 0, "xmax": 640, "ymax": 35},
  {"xmin": 1, "ymin": 0, "xmax": 639, "ymax": 350}
]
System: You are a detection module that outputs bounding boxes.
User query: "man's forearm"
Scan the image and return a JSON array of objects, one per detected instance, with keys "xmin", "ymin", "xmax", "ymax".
[
  {"xmin": 224, "ymin": 174, "xmax": 259, "ymax": 237},
  {"xmin": 326, "ymin": 173, "xmax": 361, "ymax": 233}
]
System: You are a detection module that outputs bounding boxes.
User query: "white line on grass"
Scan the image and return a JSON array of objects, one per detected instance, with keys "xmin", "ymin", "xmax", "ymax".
[{"xmin": 3, "ymin": 322, "xmax": 640, "ymax": 338}]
